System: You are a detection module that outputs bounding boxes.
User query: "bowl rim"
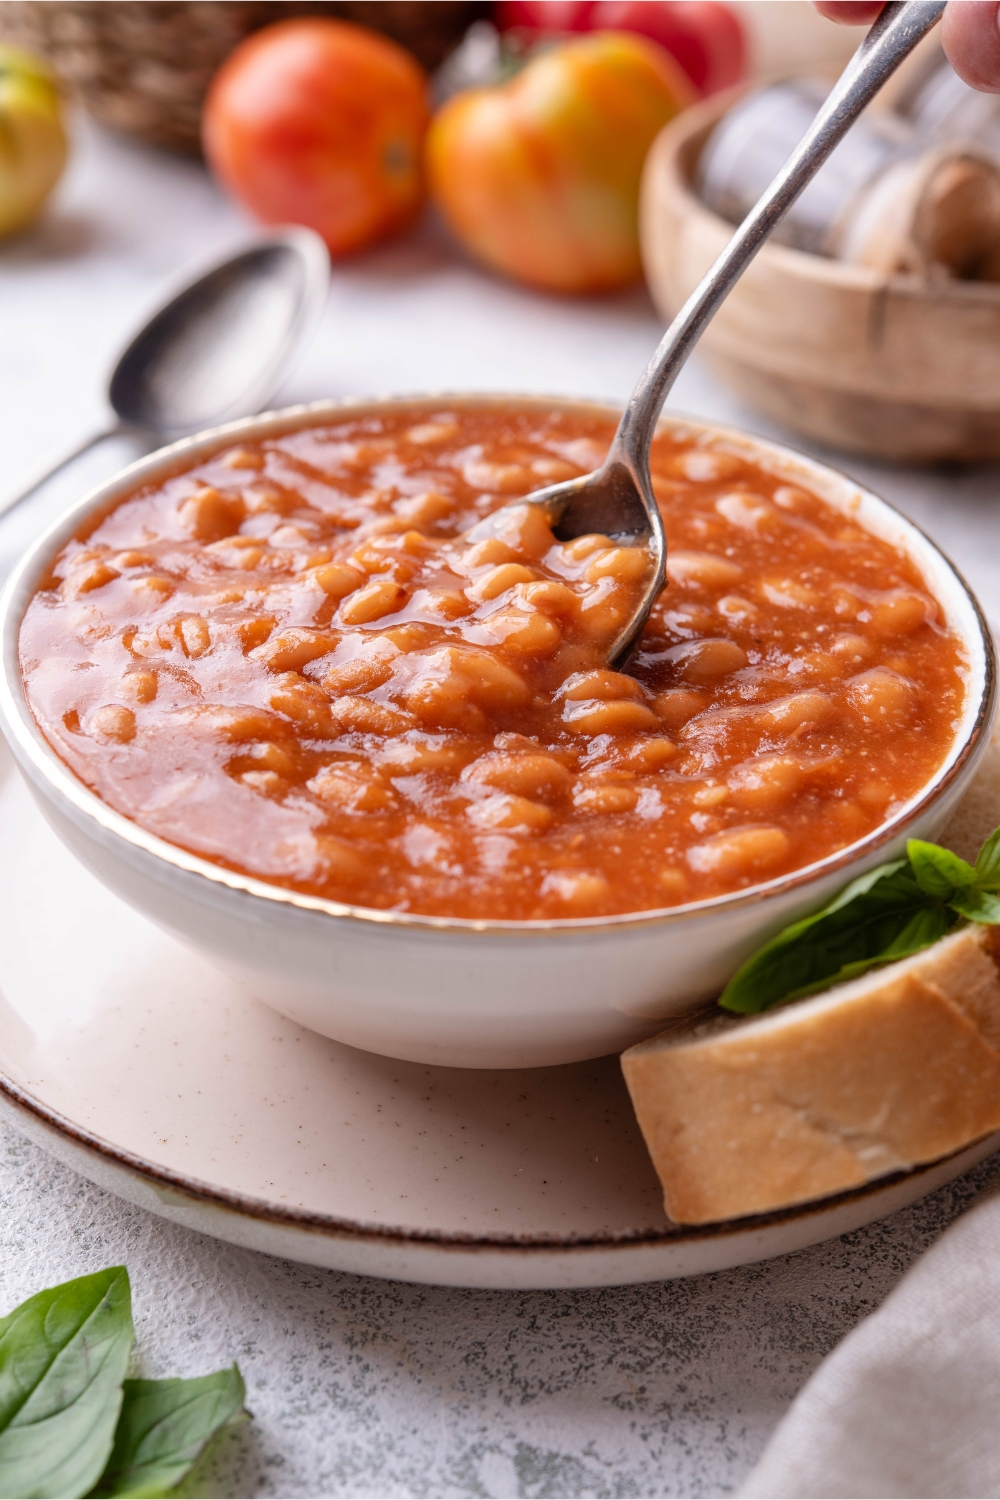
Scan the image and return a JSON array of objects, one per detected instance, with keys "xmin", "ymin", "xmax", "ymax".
[{"xmin": 1, "ymin": 391, "xmax": 995, "ymax": 938}]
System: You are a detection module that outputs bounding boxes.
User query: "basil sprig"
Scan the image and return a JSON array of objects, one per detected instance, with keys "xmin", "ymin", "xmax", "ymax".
[
  {"xmin": 0, "ymin": 1268, "xmax": 246, "ymax": 1500},
  {"xmin": 720, "ymin": 825, "xmax": 1000, "ymax": 1015}
]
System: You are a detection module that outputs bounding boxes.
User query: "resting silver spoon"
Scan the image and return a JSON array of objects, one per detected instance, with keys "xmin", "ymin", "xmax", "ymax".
[
  {"xmin": 514, "ymin": 0, "xmax": 945, "ymax": 666},
  {"xmin": 4, "ymin": 226, "xmax": 329, "ymax": 516}
]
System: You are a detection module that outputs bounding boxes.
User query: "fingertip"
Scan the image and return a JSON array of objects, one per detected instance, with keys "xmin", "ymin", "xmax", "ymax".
[
  {"xmin": 812, "ymin": 2, "xmax": 885, "ymax": 22},
  {"xmin": 942, "ymin": 0, "xmax": 1000, "ymax": 95}
]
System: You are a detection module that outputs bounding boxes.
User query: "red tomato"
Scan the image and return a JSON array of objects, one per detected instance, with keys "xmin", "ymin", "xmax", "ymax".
[
  {"xmin": 496, "ymin": 1, "xmax": 595, "ymax": 28},
  {"xmin": 427, "ymin": 31, "xmax": 693, "ymax": 294},
  {"xmin": 495, "ymin": 0, "xmax": 746, "ymax": 96},
  {"xmin": 590, "ymin": 2, "xmax": 745, "ymax": 95},
  {"xmin": 203, "ymin": 19, "xmax": 430, "ymax": 257}
]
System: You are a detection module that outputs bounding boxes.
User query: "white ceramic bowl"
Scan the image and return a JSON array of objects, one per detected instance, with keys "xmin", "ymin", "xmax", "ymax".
[{"xmin": 0, "ymin": 397, "xmax": 995, "ymax": 1068}]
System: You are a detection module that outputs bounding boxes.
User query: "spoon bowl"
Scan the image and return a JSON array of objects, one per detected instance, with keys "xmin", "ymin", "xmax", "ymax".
[
  {"xmin": 519, "ymin": 455, "xmax": 667, "ymax": 667},
  {"xmin": 3, "ymin": 227, "xmax": 329, "ymax": 518},
  {"xmin": 108, "ymin": 229, "xmax": 330, "ymax": 438}
]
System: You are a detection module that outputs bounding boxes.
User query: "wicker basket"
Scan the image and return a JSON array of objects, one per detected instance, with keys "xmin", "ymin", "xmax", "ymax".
[{"xmin": 0, "ymin": 1, "xmax": 486, "ymax": 153}]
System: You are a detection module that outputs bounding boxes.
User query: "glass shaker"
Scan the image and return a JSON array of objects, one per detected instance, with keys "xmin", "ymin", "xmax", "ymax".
[
  {"xmin": 696, "ymin": 78, "xmax": 914, "ymax": 255},
  {"xmin": 897, "ymin": 54, "xmax": 1000, "ymax": 162}
]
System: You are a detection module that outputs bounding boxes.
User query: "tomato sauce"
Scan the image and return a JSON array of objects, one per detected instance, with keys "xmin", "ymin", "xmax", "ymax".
[{"xmin": 19, "ymin": 405, "xmax": 966, "ymax": 919}]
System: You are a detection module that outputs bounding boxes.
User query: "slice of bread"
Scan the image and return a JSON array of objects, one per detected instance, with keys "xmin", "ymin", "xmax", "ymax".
[{"xmin": 621, "ymin": 923, "xmax": 1000, "ymax": 1225}]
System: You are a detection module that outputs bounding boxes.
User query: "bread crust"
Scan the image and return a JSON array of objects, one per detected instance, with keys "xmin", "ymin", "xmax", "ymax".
[{"xmin": 621, "ymin": 925, "xmax": 1000, "ymax": 1225}]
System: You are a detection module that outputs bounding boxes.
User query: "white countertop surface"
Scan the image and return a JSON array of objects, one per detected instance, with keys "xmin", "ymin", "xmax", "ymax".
[{"xmin": 2, "ymin": 113, "xmax": 1000, "ymax": 1500}]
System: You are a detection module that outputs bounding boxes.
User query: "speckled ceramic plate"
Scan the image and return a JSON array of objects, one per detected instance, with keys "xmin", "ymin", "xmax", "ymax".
[{"xmin": 1, "ymin": 737, "xmax": 997, "ymax": 1289}]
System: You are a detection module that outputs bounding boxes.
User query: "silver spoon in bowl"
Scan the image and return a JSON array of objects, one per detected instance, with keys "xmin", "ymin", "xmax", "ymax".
[
  {"xmin": 4, "ymin": 226, "xmax": 330, "ymax": 517},
  {"xmin": 513, "ymin": 0, "xmax": 945, "ymax": 666}
]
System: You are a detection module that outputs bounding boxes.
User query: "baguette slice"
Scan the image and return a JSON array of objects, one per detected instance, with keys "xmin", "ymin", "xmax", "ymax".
[{"xmin": 621, "ymin": 924, "xmax": 1000, "ymax": 1226}]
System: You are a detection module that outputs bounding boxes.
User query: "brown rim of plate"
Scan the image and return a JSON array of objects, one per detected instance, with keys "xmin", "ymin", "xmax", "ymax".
[
  {"xmin": 2, "ymin": 1068, "xmax": 998, "ymax": 1252},
  {"xmin": 1, "ymin": 395, "xmax": 996, "ymax": 939}
]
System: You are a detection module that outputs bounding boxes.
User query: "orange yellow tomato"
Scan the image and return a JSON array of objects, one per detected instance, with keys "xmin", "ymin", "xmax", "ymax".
[
  {"xmin": 203, "ymin": 19, "xmax": 429, "ymax": 258},
  {"xmin": 426, "ymin": 32, "xmax": 694, "ymax": 295}
]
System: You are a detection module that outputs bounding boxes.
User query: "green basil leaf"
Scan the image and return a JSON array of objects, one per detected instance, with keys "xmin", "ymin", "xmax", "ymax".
[
  {"xmin": 88, "ymin": 1365, "xmax": 246, "ymax": 1500},
  {"xmin": 772, "ymin": 903, "xmax": 955, "ymax": 998},
  {"xmin": 906, "ymin": 839, "xmax": 977, "ymax": 899},
  {"xmin": 870, "ymin": 901, "xmax": 954, "ymax": 958},
  {"xmin": 719, "ymin": 862, "xmax": 947, "ymax": 1014},
  {"xmin": 755, "ymin": 902, "xmax": 953, "ymax": 1008},
  {"xmin": 949, "ymin": 887, "xmax": 1000, "ymax": 924},
  {"xmin": 0, "ymin": 1267, "xmax": 133, "ymax": 1500},
  {"xmin": 808, "ymin": 858, "xmax": 910, "ymax": 914},
  {"xmin": 975, "ymin": 825, "xmax": 1000, "ymax": 891}
]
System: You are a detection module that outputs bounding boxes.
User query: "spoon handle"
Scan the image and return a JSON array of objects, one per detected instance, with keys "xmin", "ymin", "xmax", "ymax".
[
  {"xmin": 0, "ymin": 426, "xmax": 123, "ymax": 520},
  {"xmin": 613, "ymin": 0, "xmax": 946, "ymax": 472}
]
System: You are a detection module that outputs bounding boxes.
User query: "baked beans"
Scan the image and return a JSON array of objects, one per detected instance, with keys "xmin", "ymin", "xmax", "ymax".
[{"xmin": 19, "ymin": 406, "xmax": 965, "ymax": 919}]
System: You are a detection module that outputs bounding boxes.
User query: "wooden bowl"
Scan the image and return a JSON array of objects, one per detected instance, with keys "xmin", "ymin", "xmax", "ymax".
[{"xmin": 640, "ymin": 88, "xmax": 1000, "ymax": 463}]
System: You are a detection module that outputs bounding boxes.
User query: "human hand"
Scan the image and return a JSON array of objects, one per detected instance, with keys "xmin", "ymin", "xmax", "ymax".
[{"xmin": 814, "ymin": 2, "xmax": 1000, "ymax": 93}]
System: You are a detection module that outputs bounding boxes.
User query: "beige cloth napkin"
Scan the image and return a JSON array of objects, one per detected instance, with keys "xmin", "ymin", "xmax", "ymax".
[
  {"xmin": 739, "ymin": 722, "xmax": 1000, "ymax": 1498},
  {"xmin": 740, "ymin": 1182, "xmax": 1000, "ymax": 1498}
]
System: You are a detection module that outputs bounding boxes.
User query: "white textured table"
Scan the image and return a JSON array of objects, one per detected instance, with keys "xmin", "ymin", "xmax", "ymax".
[{"xmin": 3, "ymin": 116, "xmax": 1000, "ymax": 1500}]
